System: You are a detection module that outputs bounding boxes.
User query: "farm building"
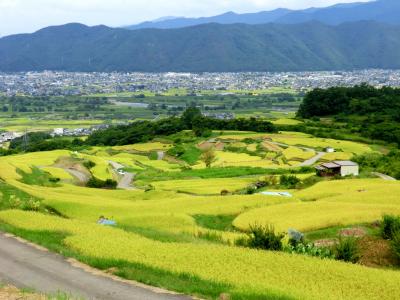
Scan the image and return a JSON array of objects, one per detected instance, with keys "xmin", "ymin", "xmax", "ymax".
[
  {"xmin": 316, "ymin": 161, "xmax": 359, "ymax": 177},
  {"xmin": 325, "ymin": 147, "xmax": 335, "ymax": 153}
]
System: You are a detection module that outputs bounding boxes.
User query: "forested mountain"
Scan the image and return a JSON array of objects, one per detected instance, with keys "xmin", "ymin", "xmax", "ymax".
[
  {"xmin": 126, "ymin": 9, "xmax": 293, "ymax": 30},
  {"xmin": 126, "ymin": 0, "xmax": 400, "ymax": 30},
  {"xmin": 1, "ymin": 21, "xmax": 400, "ymax": 72}
]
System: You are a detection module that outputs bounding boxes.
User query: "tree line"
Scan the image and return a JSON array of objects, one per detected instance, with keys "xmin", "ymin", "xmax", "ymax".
[
  {"xmin": 297, "ymin": 84, "xmax": 400, "ymax": 146},
  {"xmin": 1, "ymin": 108, "xmax": 276, "ymax": 155}
]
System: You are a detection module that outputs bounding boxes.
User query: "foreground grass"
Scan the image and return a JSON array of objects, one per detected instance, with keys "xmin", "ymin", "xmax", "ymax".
[{"xmin": 0, "ymin": 282, "xmax": 75, "ymax": 300}]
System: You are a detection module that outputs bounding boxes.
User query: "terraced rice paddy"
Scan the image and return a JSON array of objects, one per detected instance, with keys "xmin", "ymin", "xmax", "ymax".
[
  {"xmin": 152, "ymin": 178, "xmax": 255, "ymax": 194},
  {"xmin": 0, "ymin": 138, "xmax": 399, "ymax": 300}
]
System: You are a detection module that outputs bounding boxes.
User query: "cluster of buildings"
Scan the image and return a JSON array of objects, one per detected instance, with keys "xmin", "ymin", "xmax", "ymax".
[
  {"xmin": 0, "ymin": 131, "xmax": 22, "ymax": 144},
  {"xmin": 202, "ymin": 112, "xmax": 235, "ymax": 120},
  {"xmin": 1, "ymin": 69, "xmax": 400, "ymax": 96},
  {"xmin": 51, "ymin": 124, "xmax": 109, "ymax": 137}
]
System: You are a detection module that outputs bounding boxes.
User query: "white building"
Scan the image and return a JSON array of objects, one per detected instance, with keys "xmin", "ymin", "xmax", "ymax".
[{"xmin": 316, "ymin": 161, "xmax": 359, "ymax": 177}]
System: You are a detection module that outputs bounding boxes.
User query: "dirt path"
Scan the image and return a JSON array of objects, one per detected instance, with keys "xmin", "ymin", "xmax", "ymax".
[
  {"xmin": 0, "ymin": 233, "xmax": 191, "ymax": 300},
  {"xmin": 108, "ymin": 161, "xmax": 136, "ymax": 190},
  {"xmin": 372, "ymin": 172, "xmax": 397, "ymax": 181},
  {"xmin": 64, "ymin": 168, "xmax": 90, "ymax": 184},
  {"xmin": 118, "ymin": 173, "xmax": 135, "ymax": 190},
  {"xmin": 269, "ymin": 141, "xmax": 325, "ymax": 167},
  {"xmin": 157, "ymin": 151, "xmax": 165, "ymax": 160}
]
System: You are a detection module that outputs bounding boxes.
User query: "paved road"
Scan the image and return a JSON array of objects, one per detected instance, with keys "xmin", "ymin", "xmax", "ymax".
[
  {"xmin": 299, "ymin": 152, "xmax": 326, "ymax": 167},
  {"xmin": 372, "ymin": 172, "xmax": 397, "ymax": 181},
  {"xmin": 0, "ymin": 233, "xmax": 191, "ymax": 300},
  {"xmin": 270, "ymin": 141, "xmax": 325, "ymax": 167}
]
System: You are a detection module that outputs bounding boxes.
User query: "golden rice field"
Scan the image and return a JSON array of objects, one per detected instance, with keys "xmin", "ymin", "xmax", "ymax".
[
  {"xmin": 1, "ymin": 145, "xmax": 400, "ymax": 300},
  {"xmin": 320, "ymin": 151, "xmax": 354, "ymax": 162},
  {"xmin": 295, "ymin": 179, "xmax": 400, "ymax": 205},
  {"xmin": 271, "ymin": 118, "xmax": 303, "ymax": 125},
  {"xmin": 268, "ymin": 132, "xmax": 373, "ymax": 154},
  {"xmin": 1, "ymin": 210, "xmax": 400, "ymax": 300},
  {"xmin": 112, "ymin": 142, "xmax": 172, "ymax": 152},
  {"xmin": 233, "ymin": 201, "xmax": 400, "ymax": 233},
  {"xmin": 152, "ymin": 178, "xmax": 255, "ymax": 194},
  {"xmin": 281, "ymin": 146, "xmax": 316, "ymax": 161},
  {"xmin": 41, "ymin": 167, "xmax": 74, "ymax": 180},
  {"xmin": 195, "ymin": 151, "xmax": 286, "ymax": 168}
]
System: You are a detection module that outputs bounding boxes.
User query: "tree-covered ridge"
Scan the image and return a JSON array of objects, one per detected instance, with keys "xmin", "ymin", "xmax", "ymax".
[
  {"xmin": 3, "ymin": 108, "xmax": 276, "ymax": 153},
  {"xmin": 2, "ymin": 21, "xmax": 400, "ymax": 72},
  {"xmin": 297, "ymin": 85, "xmax": 400, "ymax": 145},
  {"xmin": 86, "ymin": 108, "xmax": 277, "ymax": 146}
]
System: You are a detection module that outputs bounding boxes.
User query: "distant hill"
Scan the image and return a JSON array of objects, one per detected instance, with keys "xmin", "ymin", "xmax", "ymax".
[
  {"xmin": 126, "ymin": 9, "xmax": 293, "ymax": 30},
  {"xmin": 126, "ymin": 0, "xmax": 400, "ymax": 30},
  {"xmin": 1, "ymin": 21, "xmax": 400, "ymax": 72}
]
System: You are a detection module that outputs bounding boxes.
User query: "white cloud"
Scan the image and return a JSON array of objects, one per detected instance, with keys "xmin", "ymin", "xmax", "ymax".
[{"xmin": 0, "ymin": 0, "xmax": 373, "ymax": 37}]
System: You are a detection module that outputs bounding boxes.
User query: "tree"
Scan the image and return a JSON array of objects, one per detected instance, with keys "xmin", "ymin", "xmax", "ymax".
[
  {"xmin": 181, "ymin": 106, "xmax": 202, "ymax": 129},
  {"xmin": 201, "ymin": 147, "xmax": 217, "ymax": 168}
]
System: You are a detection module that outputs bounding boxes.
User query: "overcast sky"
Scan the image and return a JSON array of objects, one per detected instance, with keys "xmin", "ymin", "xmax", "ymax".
[{"xmin": 0, "ymin": 0, "xmax": 372, "ymax": 37}]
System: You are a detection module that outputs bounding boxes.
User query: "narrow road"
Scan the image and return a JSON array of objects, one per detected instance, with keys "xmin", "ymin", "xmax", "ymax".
[
  {"xmin": 157, "ymin": 151, "xmax": 165, "ymax": 160},
  {"xmin": 108, "ymin": 161, "xmax": 135, "ymax": 190},
  {"xmin": 372, "ymin": 172, "xmax": 397, "ymax": 181},
  {"xmin": 299, "ymin": 152, "xmax": 326, "ymax": 167},
  {"xmin": 0, "ymin": 233, "xmax": 191, "ymax": 300},
  {"xmin": 65, "ymin": 168, "xmax": 90, "ymax": 184},
  {"xmin": 269, "ymin": 141, "xmax": 325, "ymax": 167}
]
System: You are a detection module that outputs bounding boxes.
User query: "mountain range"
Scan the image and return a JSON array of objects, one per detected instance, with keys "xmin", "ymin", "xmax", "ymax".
[
  {"xmin": 1, "ymin": 20, "xmax": 400, "ymax": 72},
  {"xmin": 126, "ymin": 0, "xmax": 400, "ymax": 30}
]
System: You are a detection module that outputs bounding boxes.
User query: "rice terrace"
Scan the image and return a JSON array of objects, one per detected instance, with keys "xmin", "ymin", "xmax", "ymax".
[{"xmin": 0, "ymin": 83, "xmax": 400, "ymax": 300}]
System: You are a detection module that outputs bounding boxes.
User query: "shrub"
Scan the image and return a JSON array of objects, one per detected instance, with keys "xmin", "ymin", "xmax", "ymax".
[
  {"xmin": 220, "ymin": 189, "xmax": 229, "ymax": 196},
  {"xmin": 87, "ymin": 177, "xmax": 117, "ymax": 189},
  {"xmin": 286, "ymin": 243, "xmax": 334, "ymax": 259},
  {"xmin": 148, "ymin": 151, "xmax": 158, "ymax": 160},
  {"xmin": 243, "ymin": 185, "xmax": 257, "ymax": 195},
  {"xmin": 288, "ymin": 229, "xmax": 304, "ymax": 247},
  {"xmin": 382, "ymin": 215, "xmax": 400, "ymax": 240},
  {"xmin": 234, "ymin": 236, "xmax": 249, "ymax": 248},
  {"xmin": 246, "ymin": 224, "xmax": 285, "ymax": 251},
  {"xmin": 196, "ymin": 231, "xmax": 224, "ymax": 244},
  {"xmin": 49, "ymin": 177, "xmax": 61, "ymax": 183},
  {"xmin": 334, "ymin": 237, "xmax": 360, "ymax": 263},
  {"xmin": 83, "ymin": 160, "xmax": 96, "ymax": 169},
  {"xmin": 392, "ymin": 231, "xmax": 400, "ymax": 263},
  {"xmin": 279, "ymin": 175, "xmax": 301, "ymax": 188}
]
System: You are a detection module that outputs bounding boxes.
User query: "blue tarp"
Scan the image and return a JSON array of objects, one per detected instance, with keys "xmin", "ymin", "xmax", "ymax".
[{"xmin": 98, "ymin": 220, "xmax": 117, "ymax": 226}]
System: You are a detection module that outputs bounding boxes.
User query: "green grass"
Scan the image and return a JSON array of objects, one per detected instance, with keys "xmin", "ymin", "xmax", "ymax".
[
  {"xmin": 136, "ymin": 166, "xmax": 314, "ymax": 182},
  {"xmin": 178, "ymin": 145, "xmax": 202, "ymax": 165},
  {"xmin": 193, "ymin": 214, "xmax": 237, "ymax": 232},
  {"xmin": 305, "ymin": 223, "xmax": 381, "ymax": 242},
  {"xmin": 17, "ymin": 167, "xmax": 60, "ymax": 187},
  {"xmin": 0, "ymin": 180, "xmax": 43, "ymax": 211}
]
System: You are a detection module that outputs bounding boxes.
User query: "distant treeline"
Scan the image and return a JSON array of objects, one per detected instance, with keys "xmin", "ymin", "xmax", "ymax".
[
  {"xmin": 86, "ymin": 107, "xmax": 277, "ymax": 146},
  {"xmin": 0, "ymin": 108, "xmax": 276, "ymax": 154},
  {"xmin": 297, "ymin": 84, "xmax": 400, "ymax": 146}
]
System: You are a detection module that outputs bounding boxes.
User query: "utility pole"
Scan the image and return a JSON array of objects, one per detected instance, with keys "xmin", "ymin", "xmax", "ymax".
[{"xmin": 22, "ymin": 129, "xmax": 29, "ymax": 152}]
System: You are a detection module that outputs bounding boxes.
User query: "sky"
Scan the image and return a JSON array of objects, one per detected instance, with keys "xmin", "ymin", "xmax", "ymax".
[{"xmin": 0, "ymin": 0, "xmax": 373, "ymax": 37}]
